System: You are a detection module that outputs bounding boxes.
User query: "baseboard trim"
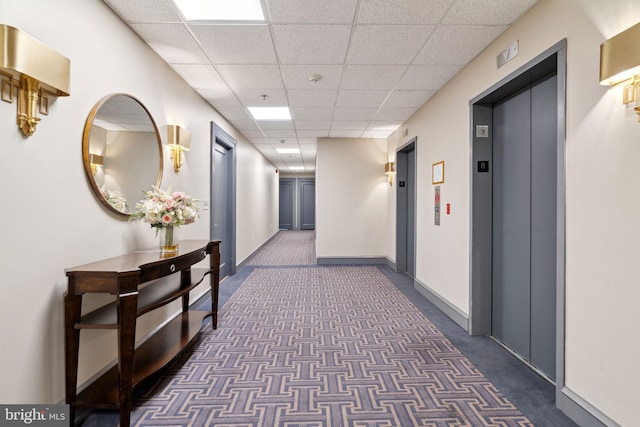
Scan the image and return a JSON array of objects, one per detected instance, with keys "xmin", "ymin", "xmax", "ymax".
[
  {"xmin": 237, "ymin": 230, "xmax": 280, "ymax": 269},
  {"xmin": 558, "ymin": 387, "xmax": 620, "ymax": 427},
  {"xmin": 413, "ymin": 279, "xmax": 469, "ymax": 332},
  {"xmin": 316, "ymin": 256, "xmax": 395, "ymax": 270}
]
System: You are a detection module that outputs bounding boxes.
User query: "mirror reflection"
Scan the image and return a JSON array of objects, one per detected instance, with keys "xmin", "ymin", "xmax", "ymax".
[{"xmin": 82, "ymin": 94, "xmax": 163, "ymax": 216}]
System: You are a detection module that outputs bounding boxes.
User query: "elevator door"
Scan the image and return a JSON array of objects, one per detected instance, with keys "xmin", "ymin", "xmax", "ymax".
[{"xmin": 492, "ymin": 73, "xmax": 557, "ymax": 380}]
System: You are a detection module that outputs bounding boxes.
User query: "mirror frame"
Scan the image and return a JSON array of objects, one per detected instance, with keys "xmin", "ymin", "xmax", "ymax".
[{"xmin": 82, "ymin": 93, "xmax": 163, "ymax": 217}]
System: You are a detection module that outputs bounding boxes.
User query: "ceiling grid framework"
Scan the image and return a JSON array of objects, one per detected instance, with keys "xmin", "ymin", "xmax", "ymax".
[{"xmin": 103, "ymin": 0, "xmax": 539, "ymax": 173}]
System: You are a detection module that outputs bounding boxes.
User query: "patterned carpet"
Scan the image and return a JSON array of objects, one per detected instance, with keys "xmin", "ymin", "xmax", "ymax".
[
  {"xmin": 245, "ymin": 231, "xmax": 316, "ymax": 266},
  {"xmin": 129, "ymin": 265, "xmax": 533, "ymax": 426}
]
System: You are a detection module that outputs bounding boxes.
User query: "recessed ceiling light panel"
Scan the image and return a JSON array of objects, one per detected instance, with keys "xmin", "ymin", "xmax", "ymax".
[
  {"xmin": 276, "ymin": 148, "xmax": 300, "ymax": 154},
  {"xmin": 248, "ymin": 107, "xmax": 291, "ymax": 121},
  {"xmin": 173, "ymin": 0, "xmax": 265, "ymax": 21}
]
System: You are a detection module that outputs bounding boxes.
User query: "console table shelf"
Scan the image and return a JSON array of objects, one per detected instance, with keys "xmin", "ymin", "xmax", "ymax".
[{"xmin": 64, "ymin": 240, "xmax": 220, "ymax": 427}]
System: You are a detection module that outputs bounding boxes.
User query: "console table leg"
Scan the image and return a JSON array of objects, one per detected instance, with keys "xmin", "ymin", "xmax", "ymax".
[
  {"xmin": 63, "ymin": 289, "xmax": 82, "ymax": 425},
  {"xmin": 210, "ymin": 242, "xmax": 220, "ymax": 329},
  {"xmin": 117, "ymin": 290, "xmax": 138, "ymax": 427}
]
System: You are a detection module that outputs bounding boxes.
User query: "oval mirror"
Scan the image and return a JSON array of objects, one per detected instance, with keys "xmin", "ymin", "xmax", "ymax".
[{"xmin": 82, "ymin": 94, "xmax": 163, "ymax": 216}]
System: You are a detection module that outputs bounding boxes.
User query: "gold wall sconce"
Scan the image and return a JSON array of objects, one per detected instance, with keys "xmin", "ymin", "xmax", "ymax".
[
  {"xmin": 599, "ymin": 21, "xmax": 640, "ymax": 121},
  {"xmin": 89, "ymin": 154, "xmax": 104, "ymax": 176},
  {"xmin": 385, "ymin": 161, "xmax": 395, "ymax": 186},
  {"xmin": 167, "ymin": 125, "xmax": 191, "ymax": 173},
  {"xmin": 0, "ymin": 24, "xmax": 70, "ymax": 136}
]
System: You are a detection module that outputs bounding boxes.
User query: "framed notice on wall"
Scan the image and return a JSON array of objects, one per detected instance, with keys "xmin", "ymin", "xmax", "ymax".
[{"xmin": 432, "ymin": 161, "xmax": 444, "ymax": 184}]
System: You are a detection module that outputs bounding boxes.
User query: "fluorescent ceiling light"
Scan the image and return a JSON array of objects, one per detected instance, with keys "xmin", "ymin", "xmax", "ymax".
[
  {"xmin": 248, "ymin": 107, "xmax": 291, "ymax": 121},
  {"xmin": 173, "ymin": 0, "xmax": 265, "ymax": 21},
  {"xmin": 276, "ymin": 148, "xmax": 300, "ymax": 154},
  {"xmin": 289, "ymin": 166, "xmax": 305, "ymax": 171}
]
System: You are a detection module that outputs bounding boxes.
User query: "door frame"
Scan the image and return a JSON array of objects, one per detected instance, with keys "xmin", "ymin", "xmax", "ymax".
[
  {"xmin": 298, "ymin": 178, "xmax": 315, "ymax": 230},
  {"xmin": 395, "ymin": 137, "xmax": 417, "ymax": 276},
  {"xmin": 279, "ymin": 178, "xmax": 295, "ymax": 230},
  {"xmin": 470, "ymin": 39, "xmax": 567, "ymax": 402},
  {"xmin": 210, "ymin": 122, "xmax": 237, "ymax": 276}
]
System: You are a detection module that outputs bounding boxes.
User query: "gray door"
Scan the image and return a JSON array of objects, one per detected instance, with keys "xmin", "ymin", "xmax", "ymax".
[
  {"xmin": 213, "ymin": 143, "xmax": 231, "ymax": 278},
  {"xmin": 396, "ymin": 141, "xmax": 416, "ymax": 277},
  {"xmin": 299, "ymin": 179, "xmax": 315, "ymax": 230},
  {"xmin": 492, "ymin": 74, "xmax": 557, "ymax": 380},
  {"xmin": 279, "ymin": 179, "xmax": 294, "ymax": 230}
]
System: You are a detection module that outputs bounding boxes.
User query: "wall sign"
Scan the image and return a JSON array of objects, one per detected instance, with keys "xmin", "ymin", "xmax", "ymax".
[{"xmin": 432, "ymin": 161, "xmax": 444, "ymax": 184}]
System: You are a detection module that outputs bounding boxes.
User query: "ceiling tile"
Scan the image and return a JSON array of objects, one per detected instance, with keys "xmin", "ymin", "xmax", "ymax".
[
  {"xmin": 340, "ymin": 65, "xmax": 407, "ymax": 90},
  {"xmin": 288, "ymin": 90, "xmax": 338, "ymax": 107},
  {"xmin": 295, "ymin": 120, "xmax": 332, "ymax": 130},
  {"xmin": 234, "ymin": 90, "xmax": 288, "ymax": 107},
  {"xmin": 297, "ymin": 129, "xmax": 329, "ymax": 138},
  {"xmin": 260, "ymin": 129, "xmax": 297, "ymax": 138},
  {"xmin": 367, "ymin": 121, "xmax": 403, "ymax": 131},
  {"xmin": 216, "ymin": 107, "xmax": 253, "ymax": 121},
  {"xmin": 272, "ymin": 24, "xmax": 351, "ymax": 64},
  {"xmin": 189, "ymin": 24, "xmax": 277, "ymax": 64},
  {"xmin": 415, "ymin": 25, "xmax": 507, "ymax": 66},
  {"xmin": 331, "ymin": 121, "xmax": 369, "ymax": 130},
  {"xmin": 332, "ymin": 108, "xmax": 378, "ymax": 121},
  {"xmin": 197, "ymin": 89, "xmax": 242, "ymax": 107},
  {"xmin": 396, "ymin": 65, "xmax": 462, "ymax": 90},
  {"xmin": 383, "ymin": 90, "xmax": 436, "ymax": 108},
  {"xmin": 171, "ymin": 64, "xmax": 228, "ymax": 89},
  {"xmin": 130, "ymin": 24, "xmax": 209, "ymax": 63},
  {"xmin": 357, "ymin": 0, "xmax": 453, "ymax": 24},
  {"xmin": 347, "ymin": 25, "xmax": 434, "ymax": 65},
  {"xmin": 336, "ymin": 90, "xmax": 389, "ymax": 107},
  {"xmin": 230, "ymin": 120, "xmax": 261, "ymax": 131},
  {"xmin": 290, "ymin": 107, "xmax": 335, "ymax": 120},
  {"xmin": 216, "ymin": 65, "xmax": 284, "ymax": 90},
  {"xmin": 266, "ymin": 0, "xmax": 358, "ymax": 23},
  {"xmin": 361, "ymin": 129, "xmax": 393, "ymax": 138},
  {"xmin": 103, "ymin": 0, "xmax": 181, "ymax": 23},
  {"xmin": 443, "ymin": 0, "xmax": 538, "ymax": 25},
  {"xmin": 297, "ymin": 138, "xmax": 317, "ymax": 145},
  {"xmin": 374, "ymin": 107, "xmax": 417, "ymax": 121},
  {"xmin": 330, "ymin": 130, "xmax": 364, "ymax": 138},
  {"xmin": 256, "ymin": 121, "xmax": 295, "ymax": 130},
  {"xmin": 281, "ymin": 65, "xmax": 343, "ymax": 89}
]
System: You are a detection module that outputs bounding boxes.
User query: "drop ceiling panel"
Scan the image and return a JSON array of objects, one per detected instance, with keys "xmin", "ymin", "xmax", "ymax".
[
  {"xmin": 189, "ymin": 24, "xmax": 277, "ymax": 64},
  {"xmin": 130, "ymin": 24, "xmax": 209, "ymax": 63},
  {"xmin": 290, "ymin": 107, "xmax": 335, "ymax": 120},
  {"xmin": 443, "ymin": 0, "xmax": 538, "ymax": 25},
  {"xmin": 103, "ymin": 0, "xmax": 540, "ymax": 174},
  {"xmin": 384, "ymin": 90, "xmax": 436, "ymax": 108},
  {"xmin": 397, "ymin": 65, "xmax": 463, "ymax": 90},
  {"xmin": 171, "ymin": 64, "xmax": 228, "ymax": 89},
  {"xmin": 347, "ymin": 25, "xmax": 434, "ymax": 65},
  {"xmin": 340, "ymin": 65, "xmax": 408, "ymax": 90},
  {"xmin": 415, "ymin": 25, "xmax": 507, "ymax": 66},
  {"xmin": 287, "ymin": 90, "xmax": 338, "ymax": 107},
  {"xmin": 280, "ymin": 65, "xmax": 343, "ymax": 89},
  {"xmin": 104, "ymin": 0, "xmax": 181, "ymax": 23},
  {"xmin": 336, "ymin": 90, "xmax": 390, "ymax": 108},
  {"xmin": 272, "ymin": 24, "xmax": 351, "ymax": 64},
  {"xmin": 266, "ymin": 0, "xmax": 358, "ymax": 23},
  {"xmin": 216, "ymin": 65, "xmax": 284, "ymax": 90}
]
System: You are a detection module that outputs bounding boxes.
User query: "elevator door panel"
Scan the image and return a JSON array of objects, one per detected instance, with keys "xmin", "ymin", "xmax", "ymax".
[{"xmin": 491, "ymin": 74, "xmax": 557, "ymax": 380}]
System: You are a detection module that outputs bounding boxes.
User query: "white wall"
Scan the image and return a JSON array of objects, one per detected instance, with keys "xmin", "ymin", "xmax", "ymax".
[
  {"xmin": 316, "ymin": 138, "xmax": 392, "ymax": 259},
  {"xmin": 0, "ymin": 0, "xmax": 277, "ymax": 403},
  {"xmin": 385, "ymin": 0, "xmax": 640, "ymax": 424}
]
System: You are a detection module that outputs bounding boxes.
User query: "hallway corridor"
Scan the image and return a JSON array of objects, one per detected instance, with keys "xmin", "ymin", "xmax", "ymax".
[{"xmin": 81, "ymin": 231, "xmax": 576, "ymax": 426}]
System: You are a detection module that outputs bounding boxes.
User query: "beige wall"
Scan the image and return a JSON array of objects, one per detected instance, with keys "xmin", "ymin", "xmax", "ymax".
[
  {"xmin": 385, "ymin": 0, "xmax": 640, "ymax": 425},
  {"xmin": 0, "ymin": 0, "xmax": 277, "ymax": 403},
  {"xmin": 316, "ymin": 138, "xmax": 392, "ymax": 259}
]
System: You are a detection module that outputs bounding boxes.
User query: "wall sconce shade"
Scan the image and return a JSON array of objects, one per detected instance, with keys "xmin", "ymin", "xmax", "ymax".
[
  {"xmin": 167, "ymin": 125, "xmax": 191, "ymax": 173},
  {"xmin": 385, "ymin": 161, "xmax": 395, "ymax": 186},
  {"xmin": 599, "ymin": 21, "xmax": 640, "ymax": 121},
  {"xmin": 599, "ymin": 21, "xmax": 640, "ymax": 85},
  {"xmin": 0, "ymin": 25, "xmax": 70, "ymax": 136},
  {"xmin": 89, "ymin": 154, "xmax": 104, "ymax": 176}
]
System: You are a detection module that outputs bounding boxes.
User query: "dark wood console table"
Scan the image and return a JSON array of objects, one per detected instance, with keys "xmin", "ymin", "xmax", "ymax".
[{"xmin": 64, "ymin": 239, "xmax": 220, "ymax": 427}]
